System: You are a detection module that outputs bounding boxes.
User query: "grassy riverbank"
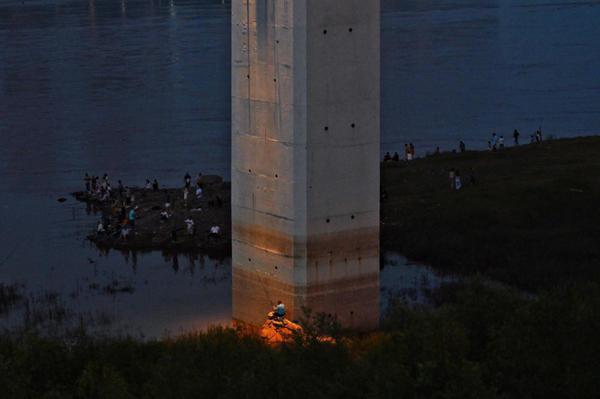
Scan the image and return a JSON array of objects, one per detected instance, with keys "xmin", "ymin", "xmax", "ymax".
[
  {"xmin": 4, "ymin": 137, "xmax": 600, "ymax": 397},
  {"xmin": 2, "ymin": 281, "xmax": 599, "ymax": 398},
  {"xmin": 381, "ymin": 136, "xmax": 600, "ymax": 291}
]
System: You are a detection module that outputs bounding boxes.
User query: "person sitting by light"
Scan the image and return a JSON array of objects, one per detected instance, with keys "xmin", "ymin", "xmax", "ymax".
[{"xmin": 274, "ymin": 300, "xmax": 285, "ymax": 319}]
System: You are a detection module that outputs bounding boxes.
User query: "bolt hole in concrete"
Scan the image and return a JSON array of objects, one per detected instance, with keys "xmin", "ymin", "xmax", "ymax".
[
  {"xmin": 349, "ymin": 28, "xmax": 353, "ymax": 32},
  {"xmin": 351, "ymin": 215, "xmax": 355, "ymax": 219},
  {"xmin": 326, "ymin": 218, "xmax": 330, "ymax": 223},
  {"xmin": 324, "ymin": 126, "xmax": 328, "ymax": 131},
  {"xmin": 351, "ymin": 123, "xmax": 356, "ymax": 128},
  {"xmin": 323, "ymin": 29, "xmax": 327, "ymax": 34}
]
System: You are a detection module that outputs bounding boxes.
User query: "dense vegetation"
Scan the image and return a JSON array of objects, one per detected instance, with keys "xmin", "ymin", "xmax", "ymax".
[
  {"xmin": 1, "ymin": 281, "xmax": 599, "ymax": 398},
  {"xmin": 382, "ymin": 137, "xmax": 600, "ymax": 291}
]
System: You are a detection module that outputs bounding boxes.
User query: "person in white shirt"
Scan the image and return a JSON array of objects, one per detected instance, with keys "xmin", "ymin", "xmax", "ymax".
[
  {"xmin": 185, "ymin": 218, "xmax": 195, "ymax": 235},
  {"xmin": 208, "ymin": 225, "xmax": 221, "ymax": 240}
]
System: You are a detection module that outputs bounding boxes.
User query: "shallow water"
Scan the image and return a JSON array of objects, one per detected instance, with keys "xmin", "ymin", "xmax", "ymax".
[{"xmin": 1, "ymin": 0, "xmax": 599, "ymax": 336}]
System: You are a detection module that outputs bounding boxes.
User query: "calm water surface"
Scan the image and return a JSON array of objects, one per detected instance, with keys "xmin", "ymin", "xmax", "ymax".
[{"xmin": 1, "ymin": 0, "xmax": 599, "ymax": 336}]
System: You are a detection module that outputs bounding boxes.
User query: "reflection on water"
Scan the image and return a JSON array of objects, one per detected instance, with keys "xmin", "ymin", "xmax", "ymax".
[
  {"xmin": 380, "ymin": 252, "xmax": 457, "ymax": 312},
  {"xmin": 2, "ymin": 0, "xmax": 600, "ymax": 335}
]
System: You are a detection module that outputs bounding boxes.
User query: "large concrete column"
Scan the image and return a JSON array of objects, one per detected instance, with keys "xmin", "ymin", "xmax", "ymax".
[{"xmin": 232, "ymin": 0, "xmax": 380, "ymax": 330}]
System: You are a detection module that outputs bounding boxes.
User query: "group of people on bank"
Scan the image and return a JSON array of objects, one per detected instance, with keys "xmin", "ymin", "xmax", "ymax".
[
  {"xmin": 383, "ymin": 127, "xmax": 545, "ymax": 162},
  {"xmin": 87, "ymin": 171, "xmax": 222, "ymax": 243},
  {"xmin": 383, "ymin": 143, "xmax": 416, "ymax": 163}
]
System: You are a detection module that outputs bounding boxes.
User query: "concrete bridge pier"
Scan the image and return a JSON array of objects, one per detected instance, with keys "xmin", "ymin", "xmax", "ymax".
[{"xmin": 231, "ymin": 0, "xmax": 380, "ymax": 329}]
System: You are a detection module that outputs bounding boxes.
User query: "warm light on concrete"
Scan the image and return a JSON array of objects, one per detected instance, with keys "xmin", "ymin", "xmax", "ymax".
[{"xmin": 232, "ymin": 0, "xmax": 380, "ymax": 330}]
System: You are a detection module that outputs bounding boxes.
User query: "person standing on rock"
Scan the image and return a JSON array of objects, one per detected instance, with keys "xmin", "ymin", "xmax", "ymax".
[
  {"xmin": 184, "ymin": 172, "xmax": 191, "ymax": 188},
  {"xmin": 196, "ymin": 173, "xmax": 204, "ymax": 189},
  {"xmin": 459, "ymin": 141, "xmax": 466, "ymax": 153},
  {"xmin": 152, "ymin": 179, "xmax": 159, "ymax": 191},
  {"xmin": 513, "ymin": 129, "xmax": 520, "ymax": 145},
  {"xmin": 449, "ymin": 168, "xmax": 456, "ymax": 190}
]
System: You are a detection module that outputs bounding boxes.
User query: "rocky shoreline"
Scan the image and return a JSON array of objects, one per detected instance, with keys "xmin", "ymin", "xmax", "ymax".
[{"xmin": 73, "ymin": 175, "xmax": 231, "ymax": 257}]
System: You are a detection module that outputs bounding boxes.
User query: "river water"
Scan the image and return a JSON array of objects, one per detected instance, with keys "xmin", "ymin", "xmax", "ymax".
[{"xmin": 1, "ymin": 0, "xmax": 599, "ymax": 336}]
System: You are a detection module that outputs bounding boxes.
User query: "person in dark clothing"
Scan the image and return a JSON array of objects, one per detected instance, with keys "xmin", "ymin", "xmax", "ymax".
[
  {"xmin": 184, "ymin": 172, "xmax": 191, "ymax": 188},
  {"xmin": 84, "ymin": 173, "xmax": 91, "ymax": 192},
  {"xmin": 383, "ymin": 152, "xmax": 392, "ymax": 162},
  {"xmin": 392, "ymin": 152, "xmax": 400, "ymax": 162},
  {"xmin": 513, "ymin": 129, "xmax": 520, "ymax": 145},
  {"xmin": 152, "ymin": 179, "xmax": 159, "ymax": 191},
  {"xmin": 459, "ymin": 141, "xmax": 466, "ymax": 153}
]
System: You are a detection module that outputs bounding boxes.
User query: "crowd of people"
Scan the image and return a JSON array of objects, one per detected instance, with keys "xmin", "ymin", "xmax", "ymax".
[
  {"xmin": 383, "ymin": 143, "xmax": 416, "ymax": 163},
  {"xmin": 383, "ymin": 127, "xmax": 546, "ymax": 163},
  {"xmin": 86, "ymin": 171, "xmax": 222, "ymax": 244}
]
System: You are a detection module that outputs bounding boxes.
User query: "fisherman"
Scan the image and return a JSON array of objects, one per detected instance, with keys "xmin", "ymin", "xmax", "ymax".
[
  {"xmin": 195, "ymin": 186, "xmax": 203, "ymax": 200},
  {"xmin": 152, "ymin": 179, "xmax": 159, "ymax": 191},
  {"xmin": 513, "ymin": 129, "xmax": 520, "ymax": 145},
  {"xmin": 383, "ymin": 152, "xmax": 392, "ymax": 162},
  {"xmin": 196, "ymin": 173, "xmax": 204, "ymax": 188},
  {"xmin": 184, "ymin": 172, "xmax": 191, "ymax": 188},
  {"xmin": 459, "ymin": 141, "xmax": 466, "ymax": 153},
  {"xmin": 145, "ymin": 179, "xmax": 152, "ymax": 190},
  {"xmin": 392, "ymin": 152, "xmax": 400, "ymax": 162},
  {"xmin": 499, "ymin": 136, "xmax": 505, "ymax": 149},
  {"xmin": 408, "ymin": 143, "xmax": 415, "ymax": 160}
]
